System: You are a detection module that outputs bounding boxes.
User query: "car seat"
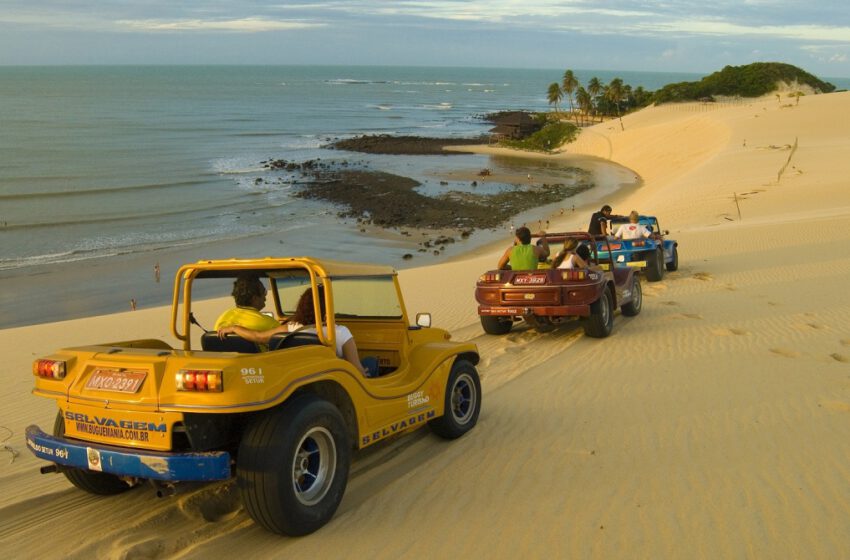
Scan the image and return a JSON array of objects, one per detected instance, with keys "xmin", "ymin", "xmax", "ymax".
[{"xmin": 200, "ymin": 332, "xmax": 260, "ymax": 353}]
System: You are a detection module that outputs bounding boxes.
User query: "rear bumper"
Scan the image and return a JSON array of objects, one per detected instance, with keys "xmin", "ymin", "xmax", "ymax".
[
  {"xmin": 26, "ymin": 425, "xmax": 231, "ymax": 482},
  {"xmin": 478, "ymin": 305, "xmax": 590, "ymax": 318}
]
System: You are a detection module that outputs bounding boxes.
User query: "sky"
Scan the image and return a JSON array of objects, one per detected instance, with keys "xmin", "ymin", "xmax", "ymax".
[{"xmin": 1, "ymin": 1, "xmax": 848, "ymax": 78}]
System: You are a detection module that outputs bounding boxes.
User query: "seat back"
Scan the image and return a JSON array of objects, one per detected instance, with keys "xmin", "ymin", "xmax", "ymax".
[
  {"xmin": 200, "ymin": 332, "xmax": 260, "ymax": 353},
  {"xmin": 269, "ymin": 332, "xmax": 322, "ymax": 351}
]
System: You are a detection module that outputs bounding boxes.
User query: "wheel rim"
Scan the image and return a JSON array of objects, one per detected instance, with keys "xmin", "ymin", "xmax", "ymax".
[
  {"xmin": 450, "ymin": 373, "xmax": 477, "ymax": 425},
  {"xmin": 291, "ymin": 427, "xmax": 336, "ymax": 506},
  {"xmin": 601, "ymin": 290, "xmax": 611, "ymax": 325},
  {"xmin": 632, "ymin": 280, "xmax": 642, "ymax": 310}
]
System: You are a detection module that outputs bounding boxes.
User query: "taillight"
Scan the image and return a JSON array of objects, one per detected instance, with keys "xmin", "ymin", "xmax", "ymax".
[
  {"xmin": 608, "ymin": 243, "xmax": 622, "ymax": 250},
  {"xmin": 632, "ymin": 240, "xmax": 645, "ymax": 247},
  {"xmin": 479, "ymin": 271, "xmax": 501, "ymax": 283},
  {"xmin": 33, "ymin": 359, "xmax": 66, "ymax": 379},
  {"xmin": 176, "ymin": 369, "xmax": 223, "ymax": 392},
  {"xmin": 560, "ymin": 270, "xmax": 587, "ymax": 281}
]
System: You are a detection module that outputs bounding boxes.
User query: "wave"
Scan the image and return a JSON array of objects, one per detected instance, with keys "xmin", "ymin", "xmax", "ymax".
[
  {"xmin": 0, "ymin": 221, "xmax": 314, "ymax": 271},
  {"xmin": 0, "ymin": 179, "xmax": 210, "ymax": 202},
  {"xmin": 421, "ymin": 103, "xmax": 453, "ymax": 110},
  {"xmin": 325, "ymin": 79, "xmax": 389, "ymax": 85}
]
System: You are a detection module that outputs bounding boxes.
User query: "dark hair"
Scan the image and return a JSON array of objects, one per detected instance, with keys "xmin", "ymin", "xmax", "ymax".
[
  {"xmin": 232, "ymin": 275, "xmax": 265, "ymax": 307},
  {"xmin": 515, "ymin": 226, "xmax": 532, "ymax": 245},
  {"xmin": 601, "ymin": 205, "xmax": 612, "ymax": 213},
  {"xmin": 576, "ymin": 245, "xmax": 591, "ymax": 261},
  {"xmin": 293, "ymin": 287, "xmax": 326, "ymax": 325}
]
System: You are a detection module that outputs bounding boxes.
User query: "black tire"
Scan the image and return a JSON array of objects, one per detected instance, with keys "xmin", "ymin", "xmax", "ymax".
[
  {"xmin": 645, "ymin": 248, "xmax": 664, "ymax": 282},
  {"xmin": 621, "ymin": 275, "xmax": 642, "ymax": 317},
  {"xmin": 666, "ymin": 246, "xmax": 679, "ymax": 271},
  {"xmin": 428, "ymin": 360, "xmax": 482, "ymax": 440},
  {"xmin": 237, "ymin": 394, "xmax": 350, "ymax": 536},
  {"xmin": 480, "ymin": 315, "xmax": 512, "ymax": 335},
  {"xmin": 583, "ymin": 287, "xmax": 614, "ymax": 338},
  {"xmin": 52, "ymin": 413, "xmax": 134, "ymax": 495}
]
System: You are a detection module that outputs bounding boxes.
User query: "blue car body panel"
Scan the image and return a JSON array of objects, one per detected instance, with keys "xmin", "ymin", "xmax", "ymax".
[
  {"xmin": 596, "ymin": 216, "xmax": 677, "ymax": 269},
  {"xmin": 26, "ymin": 425, "xmax": 231, "ymax": 482}
]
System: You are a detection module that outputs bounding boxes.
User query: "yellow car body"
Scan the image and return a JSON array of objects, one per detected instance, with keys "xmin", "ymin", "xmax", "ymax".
[{"xmin": 27, "ymin": 257, "xmax": 481, "ymax": 535}]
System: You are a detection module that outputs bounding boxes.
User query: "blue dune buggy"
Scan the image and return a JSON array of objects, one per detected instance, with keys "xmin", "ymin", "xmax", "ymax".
[{"xmin": 598, "ymin": 215, "xmax": 678, "ymax": 281}]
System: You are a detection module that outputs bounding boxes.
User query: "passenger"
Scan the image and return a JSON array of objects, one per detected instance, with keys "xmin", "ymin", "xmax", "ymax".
[
  {"xmin": 497, "ymin": 226, "xmax": 550, "ymax": 270},
  {"xmin": 217, "ymin": 287, "xmax": 376, "ymax": 377},
  {"xmin": 588, "ymin": 204, "xmax": 614, "ymax": 236},
  {"xmin": 553, "ymin": 238, "xmax": 589, "ymax": 269},
  {"xmin": 614, "ymin": 211, "xmax": 652, "ymax": 240},
  {"xmin": 214, "ymin": 275, "xmax": 281, "ymax": 333}
]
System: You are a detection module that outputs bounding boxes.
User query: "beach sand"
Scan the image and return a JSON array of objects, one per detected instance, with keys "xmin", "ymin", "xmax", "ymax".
[{"xmin": 3, "ymin": 92, "xmax": 850, "ymax": 558}]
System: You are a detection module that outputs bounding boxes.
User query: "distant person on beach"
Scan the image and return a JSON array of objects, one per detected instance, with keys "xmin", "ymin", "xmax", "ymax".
[
  {"xmin": 614, "ymin": 211, "xmax": 652, "ymax": 240},
  {"xmin": 218, "ymin": 287, "xmax": 377, "ymax": 377},
  {"xmin": 553, "ymin": 238, "xmax": 589, "ymax": 269},
  {"xmin": 214, "ymin": 275, "xmax": 281, "ymax": 334},
  {"xmin": 130, "ymin": 298, "xmax": 137, "ymax": 311},
  {"xmin": 497, "ymin": 226, "xmax": 549, "ymax": 270},
  {"xmin": 588, "ymin": 204, "xmax": 614, "ymax": 236},
  {"xmin": 154, "ymin": 263, "xmax": 160, "ymax": 283}
]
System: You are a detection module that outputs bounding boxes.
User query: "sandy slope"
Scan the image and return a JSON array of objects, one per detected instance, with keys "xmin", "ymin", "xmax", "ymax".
[{"xmin": 2, "ymin": 92, "xmax": 850, "ymax": 559}]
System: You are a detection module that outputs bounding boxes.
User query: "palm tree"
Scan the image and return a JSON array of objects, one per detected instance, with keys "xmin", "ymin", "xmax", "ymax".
[
  {"xmin": 546, "ymin": 82, "xmax": 563, "ymax": 113},
  {"xmin": 562, "ymin": 70, "xmax": 579, "ymax": 124},
  {"xmin": 575, "ymin": 87, "xmax": 592, "ymax": 126},
  {"xmin": 587, "ymin": 77, "xmax": 602, "ymax": 122},
  {"xmin": 607, "ymin": 78, "xmax": 625, "ymax": 130}
]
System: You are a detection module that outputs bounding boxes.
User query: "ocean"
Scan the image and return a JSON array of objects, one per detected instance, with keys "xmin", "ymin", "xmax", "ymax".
[{"xmin": 2, "ymin": 65, "xmax": 845, "ymax": 328}]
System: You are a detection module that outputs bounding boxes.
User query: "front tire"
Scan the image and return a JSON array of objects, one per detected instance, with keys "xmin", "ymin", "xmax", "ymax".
[
  {"xmin": 429, "ymin": 360, "xmax": 482, "ymax": 439},
  {"xmin": 53, "ymin": 413, "xmax": 135, "ymax": 495},
  {"xmin": 480, "ymin": 315, "xmax": 512, "ymax": 335},
  {"xmin": 621, "ymin": 276, "xmax": 642, "ymax": 317},
  {"xmin": 583, "ymin": 287, "xmax": 614, "ymax": 338},
  {"xmin": 666, "ymin": 246, "xmax": 679, "ymax": 271},
  {"xmin": 645, "ymin": 248, "xmax": 664, "ymax": 282},
  {"xmin": 237, "ymin": 394, "xmax": 351, "ymax": 536}
]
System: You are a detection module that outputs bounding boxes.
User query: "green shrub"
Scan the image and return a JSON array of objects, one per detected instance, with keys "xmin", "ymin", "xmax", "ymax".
[{"xmin": 502, "ymin": 121, "xmax": 579, "ymax": 152}]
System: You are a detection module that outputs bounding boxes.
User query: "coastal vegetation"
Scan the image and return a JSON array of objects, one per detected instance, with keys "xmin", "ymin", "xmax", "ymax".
[
  {"xmin": 502, "ymin": 120, "xmax": 579, "ymax": 153},
  {"xmin": 653, "ymin": 62, "xmax": 835, "ymax": 103},
  {"xmin": 545, "ymin": 62, "xmax": 835, "ymax": 123}
]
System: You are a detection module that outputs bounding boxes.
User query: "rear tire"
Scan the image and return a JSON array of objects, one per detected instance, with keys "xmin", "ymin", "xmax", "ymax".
[
  {"xmin": 621, "ymin": 276, "xmax": 642, "ymax": 317},
  {"xmin": 645, "ymin": 249, "xmax": 664, "ymax": 282},
  {"xmin": 666, "ymin": 246, "xmax": 679, "ymax": 271},
  {"xmin": 583, "ymin": 287, "xmax": 614, "ymax": 338},
  {"xmin": 237, "ymin": 394, "xmax": 351, "ymax": 536},
  {"xmin": 480, "ymin": 315, "xmax": 512, "ymax": 335},
  {"xmin": 428, "ymin": 360, "xmax": 482, "ymax": 439},
  {"xmin": 53, "ymin": 413, "xmax": 135, "ymax": 495}
]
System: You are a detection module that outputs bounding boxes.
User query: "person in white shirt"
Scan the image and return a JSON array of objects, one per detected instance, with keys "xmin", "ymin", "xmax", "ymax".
[{"xmin": 614, "ymin": 211, "xmax": 652, "ymax": 240}]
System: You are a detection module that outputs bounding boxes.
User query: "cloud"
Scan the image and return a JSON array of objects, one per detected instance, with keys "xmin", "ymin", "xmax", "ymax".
[{"xmin": 117, "ymin": 17, "xmax": 323, "ymax": 33}]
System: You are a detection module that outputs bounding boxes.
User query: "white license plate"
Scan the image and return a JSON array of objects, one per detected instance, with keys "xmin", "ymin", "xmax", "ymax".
[{"xmin": 85, "ymin": 369, "xmax": 147, "ymax": 393}]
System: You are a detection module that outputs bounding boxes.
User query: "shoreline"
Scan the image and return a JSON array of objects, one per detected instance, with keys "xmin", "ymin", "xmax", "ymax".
[{"xmin": 0, "ymin": 151, "xmax": 636, "ymax": 329}]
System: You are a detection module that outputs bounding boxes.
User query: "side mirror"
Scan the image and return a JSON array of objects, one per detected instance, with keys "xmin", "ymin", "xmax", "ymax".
[{"xmin": 415, "ymin": 313, "xmax": 431, "ymax": 328}]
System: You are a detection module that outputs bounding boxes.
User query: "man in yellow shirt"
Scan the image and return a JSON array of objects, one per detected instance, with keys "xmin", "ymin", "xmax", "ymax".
[{"xmin": 214, "ymin": 275, "xmax": 280, "ymax": 332}]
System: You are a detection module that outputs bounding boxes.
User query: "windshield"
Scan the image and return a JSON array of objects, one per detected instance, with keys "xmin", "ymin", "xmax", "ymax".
[{"xmin": 331, "ymin": 277, "xmax": 402, "ymax": 319}]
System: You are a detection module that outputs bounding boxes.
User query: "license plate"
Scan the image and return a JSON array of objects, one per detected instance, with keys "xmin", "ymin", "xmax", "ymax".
[
  {"xmin": 514, "ymin": 274, "xmax": 546, "ymax": 285},
  {"xmin": 85, "ymin": 369, "xmax": 147, "ymax": 393}
]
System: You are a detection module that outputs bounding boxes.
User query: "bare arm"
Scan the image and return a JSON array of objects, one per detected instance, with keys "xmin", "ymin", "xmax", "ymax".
[
  {"xmin": 217, "ymin": 324, "xmax": 288, "ymax": 344},
  {"xmin": 497, "ymin": 246, "xmax": 512, "ymax": 270},
  {"xmin": 341, "ymin": 339, "xmax": 367, "ymax": 376}
]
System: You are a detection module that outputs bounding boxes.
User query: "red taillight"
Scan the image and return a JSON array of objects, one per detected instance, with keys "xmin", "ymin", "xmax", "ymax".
[
  {"xmin": 479, "ymin": 271, "xmax": 501, "ymax": 283},
  {"xmin": 608, "ymin": 243, "xmax": 622, "ymax": 250},
  {"xmin": 560, "ymin": 270, "xmax": 587, "ymax": 281},
  {"xmin": 176, "ymin": 369, "xmax": 223, "ymax": 392},
  {"xmin": 33, "ymin": 359, "xmax": 66, "ymax": 379}
]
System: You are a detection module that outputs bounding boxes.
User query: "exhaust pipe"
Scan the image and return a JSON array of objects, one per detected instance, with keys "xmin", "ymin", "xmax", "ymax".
[
  {"xmin": 155, "ymin": 482, "xmax": 177, "ymax": 498},
  {"xmin": 40, "ymin": 464, "xmax": 60, "ymax": 474}
]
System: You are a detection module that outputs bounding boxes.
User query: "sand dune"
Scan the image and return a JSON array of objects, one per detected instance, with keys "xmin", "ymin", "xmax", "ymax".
[{"xmin": 2, "ymin": 91, "xmax": 850, "ymax": 559}]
